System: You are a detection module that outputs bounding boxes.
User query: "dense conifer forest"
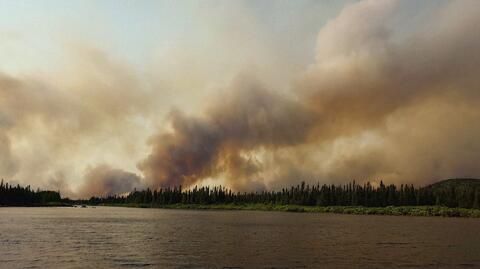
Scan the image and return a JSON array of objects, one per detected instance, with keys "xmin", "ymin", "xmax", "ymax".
[
  {"xmin": 0, "ymin": 179, "xmax": 62, "ymax": 206},
  {"xmin": 87, "ymin": 179, "xmax": 480, "ymax": 209},
  {"xmin": 1, "ymin": 178, "xmax": 479, "ymax": 210}
]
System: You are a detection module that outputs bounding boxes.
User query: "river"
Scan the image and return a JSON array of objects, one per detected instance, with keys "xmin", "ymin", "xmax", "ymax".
[{"xmin": 0, "ymin": 207, "xmax": 479, "ymax": 268}]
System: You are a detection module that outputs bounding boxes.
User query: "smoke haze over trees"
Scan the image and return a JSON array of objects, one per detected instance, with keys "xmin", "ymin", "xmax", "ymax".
[
  {"xmin": 138, "ymin": 0, "xmax": 480, "ymax": 191},
  {"xmin": 1, "ymin": 1, "xmax": 480, "ymax": 198}
]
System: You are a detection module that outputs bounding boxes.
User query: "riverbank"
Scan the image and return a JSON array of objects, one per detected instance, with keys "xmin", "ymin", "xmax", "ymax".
[{"xmin": 97, "ymin": 203, "xmax": 480, "ymax": 218}]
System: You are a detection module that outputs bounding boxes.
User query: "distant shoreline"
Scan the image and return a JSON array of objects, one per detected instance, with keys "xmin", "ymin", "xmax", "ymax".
[
  {"xmin": 95, "ymin": 203, "xmax": 480, "ymax": 218},
  {"xmin": 2, "ymin": 178, "xmax": 479, "ymax": 217},
  {"xmin": 0, "ymin": 202, "xmax": 72, "ymax": 207},
  {"xmin": 2, "ymin": 203, "xmax": 480, "ymax": 218}
]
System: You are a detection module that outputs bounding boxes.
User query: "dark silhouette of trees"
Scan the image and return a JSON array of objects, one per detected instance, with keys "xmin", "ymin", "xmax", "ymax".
[
  {"xmin": 1, "ymin": 177, "xmax": 478, "ymax": 209},
  {"xmin": 0, "ymin": 179, "xmax": 61, "ymax": 206},
  {"xmin": 87, "ymin": 179, "xmax": 480, "ymax": 209},
  {"xmin": 473, "ymin": 190, "xmax": 480, "ymax": 209}
]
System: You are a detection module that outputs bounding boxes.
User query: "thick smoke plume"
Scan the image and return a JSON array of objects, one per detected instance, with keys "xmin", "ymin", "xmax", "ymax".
[
  {"xmin": 139, "ymin": 0, "xmax": 480, "ymax": 189},
  {"xmin": 77, "ymin": 165, "xmax": 143, "ymax": 198},
  {"xmin": 0, "ymin": 47, "xmax": 151, "ymax": 198},
  {"xmin": 139, "ymin": 80, "xmax": 316, "ymax": 189},
  {"xmin": 2, "ymin": 0, "xmax": 480, "ymax": 197}
]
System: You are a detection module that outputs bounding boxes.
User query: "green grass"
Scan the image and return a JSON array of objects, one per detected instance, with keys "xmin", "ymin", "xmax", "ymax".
[{"xmin": 99, "ymin": 203, "xmax": 480, "ymax": 218}]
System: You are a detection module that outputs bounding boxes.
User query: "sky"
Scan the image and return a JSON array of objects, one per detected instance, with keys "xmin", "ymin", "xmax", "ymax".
[{"xmin": 0, "ymin": 0, "xmax": 479, "ymax": 198}]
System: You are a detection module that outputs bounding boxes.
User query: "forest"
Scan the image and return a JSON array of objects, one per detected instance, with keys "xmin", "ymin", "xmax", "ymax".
[
  {"xmin": 0, "ymin": 179, "xmax": 62, "ymax": 206},
  {"xmin": 87, "ymin": 179, "xmax": 480, "ymax": 209},
  {"xmin": 1, "ymin": 178, "xmax": 479, "ymax": 210}
]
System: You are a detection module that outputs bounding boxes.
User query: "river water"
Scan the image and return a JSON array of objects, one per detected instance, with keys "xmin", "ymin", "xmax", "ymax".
[{"xmin": 0, "ymin": 207, "xmax": 479, "ymax": 268}]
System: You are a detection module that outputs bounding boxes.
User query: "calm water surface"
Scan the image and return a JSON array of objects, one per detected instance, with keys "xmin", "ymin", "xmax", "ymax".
[{"xmin": 0, "ymin": 207, "xmax": 479, "ymax": 268}]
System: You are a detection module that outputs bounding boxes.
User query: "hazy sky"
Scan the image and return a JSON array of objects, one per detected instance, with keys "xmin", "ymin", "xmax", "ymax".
[
  {"xmin": 0, "ymin": 1, "xmax": 348, "ymax": 73},
  {"xmin": 1, "ymin": 0, "xmax": 479, "ymax": 198}
]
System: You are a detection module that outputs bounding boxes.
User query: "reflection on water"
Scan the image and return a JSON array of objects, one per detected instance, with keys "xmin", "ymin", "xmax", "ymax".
[{"xmin": 0, "ymin": 207, "xmax": 479, "ymax": 268}]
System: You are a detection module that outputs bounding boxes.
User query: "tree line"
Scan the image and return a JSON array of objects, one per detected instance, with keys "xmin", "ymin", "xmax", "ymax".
[
  {"xmin": 87, "ymin": 180, "xmax": 480, "ymax": 209},
  {"xmin": 1, "ymin": 178, "xmax": 479, "ymax": 208},
  {"xmin": 0, "ymin": 179, "xmax": 61, "ymax": 206}
]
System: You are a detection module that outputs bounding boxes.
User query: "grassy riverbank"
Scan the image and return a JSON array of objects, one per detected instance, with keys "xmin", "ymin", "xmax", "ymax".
[{"xmin": 100, "ymin": 203, "xmax": 480, "ymax": 218}]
